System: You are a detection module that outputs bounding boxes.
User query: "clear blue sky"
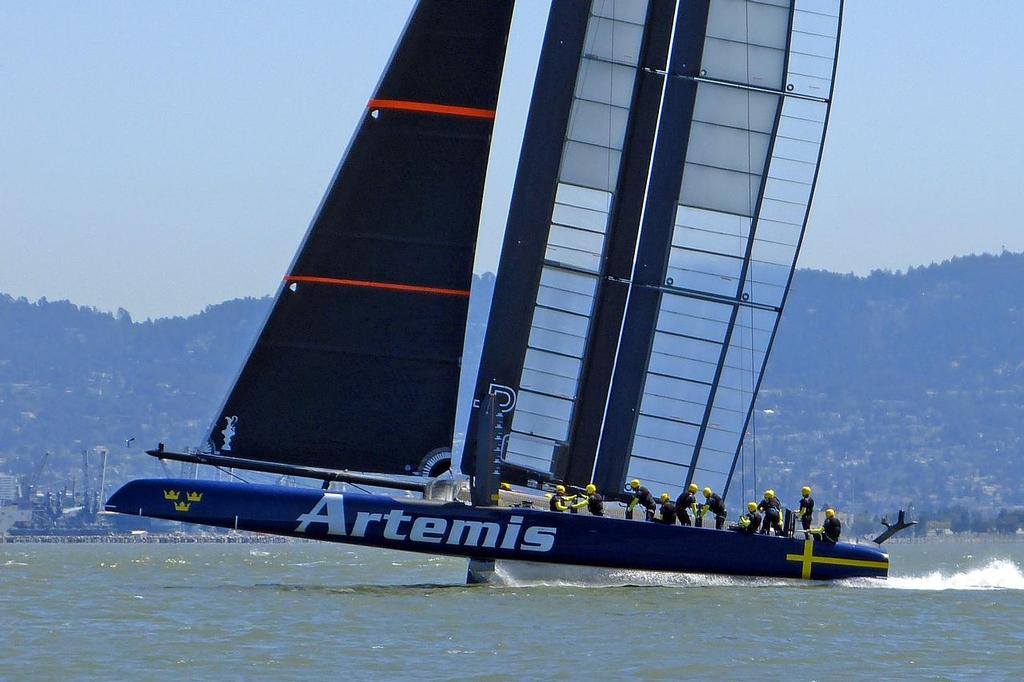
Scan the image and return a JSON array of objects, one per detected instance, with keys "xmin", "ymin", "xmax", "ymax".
[{"xmin": 2, "ymin": 1, "xmax": 1022, "ymax": 319}]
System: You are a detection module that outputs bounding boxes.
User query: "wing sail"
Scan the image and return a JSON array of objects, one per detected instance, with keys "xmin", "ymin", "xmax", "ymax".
[
  {"xmin": 463, "ymin": 0, "xmax": 666, "ymax": 482},
  {"xmin": 467, "ymin": 0, "xmax": 843, "ymax": 504},
  {"xmin": 594, "ymin": 0, "xmax": 843, "ymax": 500}
]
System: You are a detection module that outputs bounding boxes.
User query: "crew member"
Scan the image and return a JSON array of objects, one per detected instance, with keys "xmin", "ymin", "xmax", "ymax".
[
  {"xmin": 758, "ymin": 489, "xmax": 783, "ymax": 535},
  {"xmin": 583, "ymin": 483, "xmax": 604, "ymax": 516},
  {"xmin": 731, "ymin": 501, "xmax": 762, "ymax": 535},
  {"xmin": 569, "ymin": 484, "xmax": 600, "ymax": 515},
  {"xmin": 549, "ymin": 484, "xmax": 570, "ymax": 512},
  {"xmin": 810, "ymin": 508, "xmax": 841, "ymax": 543},
  {"xmin": 675, "ymin": 483, "xmax": 699, "ymax": 526},
  {"xmin": 797, "ymin": 486, "xmax": 814, "ymax": 532},
  {"xmin": 701, "ymin": 487, "xmax": 727, "ymax": 530},
  {"xmin": 655, "ymin": 493, "xmax": 677, "ymax": 524},
  {"xmin": 627, "ymin": 479, "xmax": 656, "ymax": 521},
  {"xmin": 821, "ymin": 508, "xmax": 841, "ymax": 543}
]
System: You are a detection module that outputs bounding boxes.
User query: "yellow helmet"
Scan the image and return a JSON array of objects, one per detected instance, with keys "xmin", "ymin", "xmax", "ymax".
[
  {"xmin": 500, "ymin": 482, "xmax": 511, "ymax": 491},
  {"xmin": 555, "ymin": 484, "xmax": 566, "ymax": 494},
  {"xmin": 801, "ymin": 486, "xmax": 812, "ymax": 497},
  {"xmin": 825, "ymin": 508, "xmax": 836, "ymax": 519},
  {"xmin": 630, "ymin": 479, "xmax": 641, "ymax": 490},
  {"xmin": 703, "ymin": 487, "xmax": 712, "ymax": 498},
  {"xmin": 660, "ymin": 493, "xmax": 670, "ymax": 502},
  {"xmin": 586, "ymin": 483, "xmax": 597, "ymax": 495},
  {"xmin": 747, "ymin": 501, "xmax": 758, "ymax": 512},
  {"xmin": 688, "ymin": 483, "xmax": 698, "ymax": 493},
  {"xmin": 764, "ymin": 489, "xmax": 775, "ymax": 499}
]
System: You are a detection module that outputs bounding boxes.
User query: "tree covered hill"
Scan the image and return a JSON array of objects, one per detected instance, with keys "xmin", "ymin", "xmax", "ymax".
[
  {"xmin": 1, "ymin": 253, "xmax": 1020, "ymax": 514},
  {"xmin": 756, "ymin": 251, "xmax": 1023, "ymax": 514}
]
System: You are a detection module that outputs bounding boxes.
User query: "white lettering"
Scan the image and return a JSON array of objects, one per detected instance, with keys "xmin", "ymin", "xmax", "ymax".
[
  {"xmin": 295, "ymin": 494, "xmax": 346, "ymax": 536},
  {"xmin": 383, "ymin": 510, "xmax": 412, "ymax": 540},
  {"xmin": 294, "ymin": 497, "xmax": 557, "ymax": 553},
  {"xmin": 521, "ymin": 526, "xmax": 557, "ymax": 552},
  {"xmin": 409, "ymin": 517, "xmax": 447, "ymax": 543},
  {"xmin": 351, "ymin": 511, "xmax": 383, "ymax": 537},
  {"xmin": 447, "ymin": 520, "xmax": 501, "ymax": 548},
  {"xmin": 500, "ymin": 515, "xmax": 524, "ymax": 550}
]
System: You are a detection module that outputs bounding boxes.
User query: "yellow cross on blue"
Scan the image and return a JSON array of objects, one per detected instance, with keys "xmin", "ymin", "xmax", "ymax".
[{"xmin": 786, "ymin": 538, "xmax": 889, "ymax": 579}]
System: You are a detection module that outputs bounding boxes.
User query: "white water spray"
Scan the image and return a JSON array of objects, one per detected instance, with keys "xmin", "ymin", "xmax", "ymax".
[
  {"xmin": 488, "ymin": 558, "xmax": 1024, "ymax": 590},
  {"xmin": 845, "ymin": 558, "xmax": 1024, "ymax": 591}
]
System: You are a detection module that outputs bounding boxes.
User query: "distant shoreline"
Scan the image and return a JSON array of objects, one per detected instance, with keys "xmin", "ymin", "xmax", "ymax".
[{"xmin": 0, "ymin": 532, "xmax": 295, "ymax": 544}]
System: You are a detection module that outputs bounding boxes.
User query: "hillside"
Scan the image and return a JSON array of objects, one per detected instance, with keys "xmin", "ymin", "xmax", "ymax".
[
  {"xmin": 755, "ymin": 252, "xmax": 1023, "ymax": 514},
  {"xmin": 1, "ymin": 253, "xmax": 1021, "ymax": 514}
]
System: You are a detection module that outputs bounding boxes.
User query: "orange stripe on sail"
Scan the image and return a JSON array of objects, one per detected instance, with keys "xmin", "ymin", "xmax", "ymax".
[
  {"xmin": 367, "ymin": 99, "xmax": 496, "ymax": 120},
  {"xmin": 284, "ymin": 275, "xmax": 470, "ymax": 298}
]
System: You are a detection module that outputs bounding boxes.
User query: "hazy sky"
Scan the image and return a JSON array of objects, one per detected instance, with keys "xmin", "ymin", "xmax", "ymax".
[{"xmin": 2, "ymin": 1, "xmax": 1022, "ymax": 319}]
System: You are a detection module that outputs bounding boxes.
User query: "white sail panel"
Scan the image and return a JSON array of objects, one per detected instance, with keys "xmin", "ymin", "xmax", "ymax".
[
  {"xmin": 787, "ymin": 0, "xmax": 840, "ymax": 96},
  {"xmin": 680, "ymin": 82, "xmax": 780, "ymax": 219},
  {"xmin": 505, "ymin": 0, "xmax": 651, "ymax": 476},
  {"xmin": 700, "ymin": 0, "xmax": 789, "ymax": 89}
]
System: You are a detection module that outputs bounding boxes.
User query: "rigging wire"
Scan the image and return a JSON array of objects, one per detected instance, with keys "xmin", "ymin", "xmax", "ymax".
[
  {"xmin": 212, "ymin": 465, "xmax": 250, "ymax": 484},
  {"xmin": 743, "ymin": 0, "xmax": 759, "ymax": 503},
  {"xmin": 605, "ymin": 0, "xmax": 614, "ymax": 192}
]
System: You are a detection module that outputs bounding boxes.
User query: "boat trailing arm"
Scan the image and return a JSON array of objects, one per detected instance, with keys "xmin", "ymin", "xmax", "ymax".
[{"xmin": 873, "ymin": 510, "xmax": 917, "ymax": 544}]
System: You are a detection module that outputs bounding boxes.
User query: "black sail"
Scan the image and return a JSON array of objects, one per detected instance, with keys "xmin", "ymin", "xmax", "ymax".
[{"xmin": 208, "ymin": 0, "xmax": 514, "ymax": 475}]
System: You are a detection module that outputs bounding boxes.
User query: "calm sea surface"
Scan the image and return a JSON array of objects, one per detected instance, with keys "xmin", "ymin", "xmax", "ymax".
[{"xmin": 2, "ymin": 539, "xmax": 1022, "ymax": 681}]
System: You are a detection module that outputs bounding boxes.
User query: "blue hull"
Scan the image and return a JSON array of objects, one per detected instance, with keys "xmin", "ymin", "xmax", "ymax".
[{"xmin": 106, "ymin": 479, "xmax": 888, "ymax": 581}]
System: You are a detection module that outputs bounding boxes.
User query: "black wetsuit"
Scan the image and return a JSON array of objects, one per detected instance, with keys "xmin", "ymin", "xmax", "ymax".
[
  {"xmin": 798, "ymin": 496, "xmax": 815, "ymax": 531},
  {"xmin": 587, "ymin": 493, "xmax": 604, "ymax": 516},
  {"xmin": 704, "ymin": 494, "xmax": 727, "ymax": 530},
  {"xmin": 822, "ymin": 516, "xmax": 841, "ymax": 543},
  {"xmin": 758, "ymin": 497, "xmax": 783, "ymax": 535},
  {"xmin": 549, "ymin": 494, "xmax": 568, "ymax": 512},
  {"xmin": 734, "ymin": 510, "xmax": 762, "ymax": 534},
  {"xmin": 629, "ymin": 486, "xmax": 656, "ymax": 521},
  {"xmin": 655, "ymin": 501, "xmax": 677, "ymax": 525},
  {"xmin": 676, "ymin": 491, "xmax": 697, "ymax": 526}
]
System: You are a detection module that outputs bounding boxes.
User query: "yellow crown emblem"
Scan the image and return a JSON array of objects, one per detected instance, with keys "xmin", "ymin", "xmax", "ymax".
[
  {"xmin": 186, "ymin": 492, "xmax": 203, "ymax": 502},
  {"xmin": 164, "ymin": 490, "xmax": 180, "ymax": 500},
  {"xmin": 173, "ymin": 501, "xmax": 191, "ymax": 512}
]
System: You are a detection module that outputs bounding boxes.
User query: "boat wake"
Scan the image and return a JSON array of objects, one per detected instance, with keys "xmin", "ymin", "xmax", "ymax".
[
  {"xmin": 842, "ymin": 558, "xmax": 1024, "ymax": 591},
  {"xmin": 490, "ymin": 559, "xmax": 1024, "ymax": 590},
  {"xmin": 490, "ymin": 561, "xmax": 792, "ymax": 589}
]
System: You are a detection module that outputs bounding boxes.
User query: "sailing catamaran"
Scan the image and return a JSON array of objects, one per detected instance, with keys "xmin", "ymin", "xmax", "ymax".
[{"xmin": 107, "ymin": 0, "xmax": 895, "ymax": 581}]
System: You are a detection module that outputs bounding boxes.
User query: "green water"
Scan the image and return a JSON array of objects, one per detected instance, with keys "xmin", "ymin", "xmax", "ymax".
[{"xmin": 1, "ymin": 540, "xmax": 1022, "ymax": 680}]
